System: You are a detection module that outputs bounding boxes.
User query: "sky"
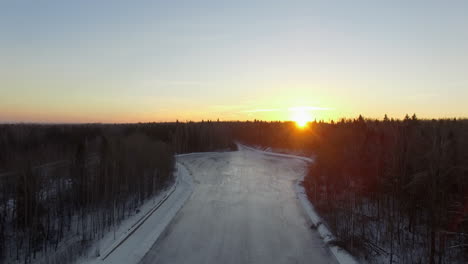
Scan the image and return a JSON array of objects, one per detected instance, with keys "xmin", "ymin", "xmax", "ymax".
[{"xmin": 1, "ymin": 0, "xmax": 467, "ymax": 123}]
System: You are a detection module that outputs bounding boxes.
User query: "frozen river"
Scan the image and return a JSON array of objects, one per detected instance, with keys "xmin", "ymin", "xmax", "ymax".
[{"xmin": 140, "ymin": 148, "xmax": 337, "ymax": 264}]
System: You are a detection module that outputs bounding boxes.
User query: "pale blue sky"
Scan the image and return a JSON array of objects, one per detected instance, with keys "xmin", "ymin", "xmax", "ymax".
[{"xmin": 1, "ymin": 0, "xmax": 467, "ymax": 122}]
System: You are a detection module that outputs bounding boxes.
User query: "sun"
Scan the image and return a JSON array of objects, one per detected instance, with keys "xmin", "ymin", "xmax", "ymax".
[{"xmin": 291, "ymin": 109, "xmax": 312, "ymax": 128}]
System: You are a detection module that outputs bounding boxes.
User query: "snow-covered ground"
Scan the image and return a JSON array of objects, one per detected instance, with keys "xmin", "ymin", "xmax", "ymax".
[
  {"xmin": 140, "ymin": 148, "xmax": 337, "ymax": 264},
  {"xmin": 239, "ymin": 144, "xmax": 359, "ymax": 264},
  {"xmin": 295, "ymin": 180, "xmax": 359, "ymax": 264},
  {"xmin": 79, "ymin": 146, "xmax": 357, "ymax": 264},
  {"xmin": 237, "ymin": 143, "xmax": 314, "ymax": 162},
  {"xmin": 76, "ymin": 161, "xmax": 193, "ymax": 264}
]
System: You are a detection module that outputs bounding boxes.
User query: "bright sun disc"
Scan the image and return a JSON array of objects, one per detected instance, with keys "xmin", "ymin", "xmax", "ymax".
[{"xmin": 292, "ymin": 109, "xmax": 311, "ymax": 128}]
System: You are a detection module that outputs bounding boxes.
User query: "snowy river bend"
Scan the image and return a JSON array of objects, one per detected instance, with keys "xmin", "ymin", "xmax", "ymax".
[{"xmin": 140, "ymin": 148, "xmax": 337, "ymax": 264}]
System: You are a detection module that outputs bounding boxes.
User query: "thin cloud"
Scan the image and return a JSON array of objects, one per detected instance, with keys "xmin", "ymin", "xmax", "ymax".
[
  {"xmin": 241, "ymin": 109, "xmax": 281, "ymax": 113},
  {"xmin": 288, "ymin": 106, "xmax": 333, "ymax": 111},
  {"xmin": 240, "ymin": 106, "xmax": 333, "ymax": 113}
]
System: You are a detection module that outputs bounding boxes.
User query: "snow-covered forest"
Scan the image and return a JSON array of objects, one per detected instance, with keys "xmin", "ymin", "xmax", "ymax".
[
  {"xmin": 1, "ymin": 117, "xmax": 467, "ymax": 263},
  {"xmin": 0, "ymin": 122, "xmax": 234, "ymax": 263},
  {"xmin": 234, "ymin": 116, "xmax": 468, "ymax": 263}
]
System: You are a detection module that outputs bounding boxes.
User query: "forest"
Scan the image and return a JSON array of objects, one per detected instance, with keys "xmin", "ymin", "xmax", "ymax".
[
  {"xmin": 234, "ymin": 116, "xmax": 468, "ymax": 264},
  {"xmin": 0, "ymin": 121, "xmax": 234, "ymax": 263},
  {"xmin": 1, "ymin": 117, "xmax": 467, "ymax": 263}
]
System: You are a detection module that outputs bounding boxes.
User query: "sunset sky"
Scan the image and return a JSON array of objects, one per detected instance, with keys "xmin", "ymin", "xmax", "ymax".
[{"xmin": 1, "ymin": 0, "xmax": 467, "ymax": 123}]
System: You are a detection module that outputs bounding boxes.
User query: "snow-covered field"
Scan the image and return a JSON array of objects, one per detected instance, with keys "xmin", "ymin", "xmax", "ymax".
[
  {"xmin": 140, "ymin": 148, "xmax": 338, "ymax": 264},
  {"xmin": 81, "ymin": 147, "xmax": 357, "ymax": 264},
  {"xmin": 76, "ymin": 162, "xmax": 193, "ymax": 264}
]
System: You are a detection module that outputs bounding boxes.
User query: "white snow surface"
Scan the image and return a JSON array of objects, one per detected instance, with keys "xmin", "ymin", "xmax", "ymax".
[
  {"xmin": 80, "ymin": 146, "xmax": 357, "ymax": 264},
  {"xmin": 237, "ymin": 143, "xmax": 359, "ymax": 264},
  {"xmin": 238, "ymin": 143, "xmax": 314, "ymax": 163},
  {"xmin": 295, "ymin": 181, "xmax": 360, "ymax": 264},
  {"xmin": 240, "ymin": 144, "xmax": 359, "ymax": 264},
  {"xmin": 78, "ymin": 161, "xmax": 193, "ymax": 264},
  {"xmin": 140, "ymin": 148, "xmax": 338, "ymax": 264}
]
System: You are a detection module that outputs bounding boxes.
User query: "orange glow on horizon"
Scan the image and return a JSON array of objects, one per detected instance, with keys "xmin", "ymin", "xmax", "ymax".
[{"xmin": 291, "ymin": 107, "xmax": 312, "ymax": 128}]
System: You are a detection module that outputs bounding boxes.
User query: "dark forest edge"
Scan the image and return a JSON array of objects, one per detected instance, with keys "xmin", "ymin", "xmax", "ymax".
[
  {"xmin": 235, "ymin": 115, "xmax": 468, "ymax": 264},
  {"xmin": 1, "ymin": 116, "xmax": 467, "ymax": 264},
  {"xmin": 0, "ymin": 122, "xmax": 235, "ymax": 263}
]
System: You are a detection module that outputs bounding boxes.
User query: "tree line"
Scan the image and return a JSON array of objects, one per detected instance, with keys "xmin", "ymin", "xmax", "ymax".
[
  {"xmin": 0, "ymin": 121, "xmax": 235, "ymax": 263},
  {"xmin": 232, "ymin": 116, "xmax": 468, "ymax": 264},
  {"xmin": 303, "ymin": 116, "xmax": 468, "ymax": 264},
  {"xmin": 1, "ymin": 118, "xmax": 466, "ymax": 263}
]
